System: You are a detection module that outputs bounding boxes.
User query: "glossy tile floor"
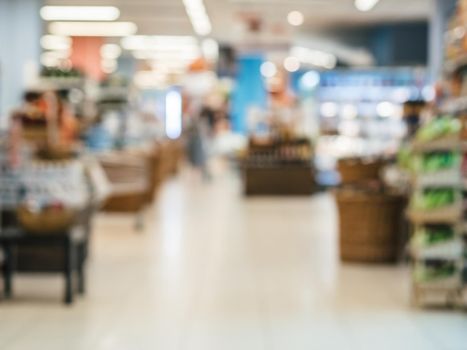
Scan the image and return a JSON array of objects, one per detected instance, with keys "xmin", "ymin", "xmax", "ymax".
[{"xmin": 1, "ymin": 170, "xmax": 467, "ymax": 350}]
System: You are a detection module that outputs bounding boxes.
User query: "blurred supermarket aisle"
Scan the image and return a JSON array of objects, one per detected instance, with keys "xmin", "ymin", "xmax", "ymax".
[{"xmin": 0, "ymin": 170, "xmax": 466, "ymax": 350}]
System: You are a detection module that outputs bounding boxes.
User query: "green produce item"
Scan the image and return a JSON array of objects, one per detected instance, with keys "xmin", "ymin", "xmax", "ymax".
[
  {"xmin": 411, "ymin": 188, "xmax": 456, "ymax": 210},
  {"xmin": 415, "ymin": 116, "xmax": 460, "ymax": 142},
  {"xmin": 418, "ymin": 152, "xmax": 460, "ymax": 173},
  {"xmin": 414, "ymin": 261, "xmax": 457, "ymax": 282},
  {"xmin": 412, "ymin": 225, "xmax": 455, "ymax": 247},
  {"xmin": 397, "ymin": 145, "xmax": 414, "ymax": 171}
]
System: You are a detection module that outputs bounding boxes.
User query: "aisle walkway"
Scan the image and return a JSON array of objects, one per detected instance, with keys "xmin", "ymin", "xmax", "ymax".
[{"xmin": 1, "ymin": 171, "xmax": 466, "ymax": 350}]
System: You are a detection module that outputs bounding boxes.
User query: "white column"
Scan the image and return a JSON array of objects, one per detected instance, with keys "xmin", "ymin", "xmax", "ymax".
[{"xmin": 0, "ymin": 0, "xmax": 43, "ymax": 125}]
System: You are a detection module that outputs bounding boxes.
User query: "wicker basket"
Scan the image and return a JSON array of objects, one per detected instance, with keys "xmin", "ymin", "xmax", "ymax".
[
  {"xmin": 336, "ymin": 189, "xmax": 406, "ymax": 263},
  {"xmin": 145, "ymin": 149, "xmax": 163, "ymax": 203},
  {"xmin": 35, "ymin": 144, "xmax": 77, "ymax": 161},
  {"xmin": 100, "ymin": 153, "xmax": 149, "ymax": 213},
  {"xmin": 22, "ymin": 126, "xmax": 48, "ymax": 145},
  {"xmin": 103, "ymin": 193, "xmax": 148, "ymax": 213},
  {"xmin": 338, "ymin": 158, "xmax": 384, "ymax": 185},
  {"xmin": 17, "ymin": 206, "xmax": 76, "ymax": 235}
]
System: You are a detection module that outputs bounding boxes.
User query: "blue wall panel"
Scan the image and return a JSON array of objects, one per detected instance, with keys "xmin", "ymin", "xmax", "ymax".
[{"xmin": 231, "ymin": 55, "xmax": 266, "ymax": 133}]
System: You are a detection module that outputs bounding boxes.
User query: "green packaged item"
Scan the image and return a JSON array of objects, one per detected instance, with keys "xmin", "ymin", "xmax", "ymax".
[
  {"xmin": 414, "ymin": 260, "xmax": 457, "ymax": 282},
  {"xmin": 417, "ymin": 152, "xmax": 460, "ymax": 173},
  {"xmin": 415, "ymin": 116, "xmax": 460, "ymax": 142},
  {"xmin": 412, "ymin": 225, "xmax": 455, "ymax": 247},
  {"xmin": 411, "ymin": 188, "xmax": 456, "ymax": 210}
]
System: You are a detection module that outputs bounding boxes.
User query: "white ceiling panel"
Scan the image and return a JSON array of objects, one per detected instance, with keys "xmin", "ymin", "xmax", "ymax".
[{"xmin": 44, "ymin": 0, "xmax": 431, "ymax": 41}]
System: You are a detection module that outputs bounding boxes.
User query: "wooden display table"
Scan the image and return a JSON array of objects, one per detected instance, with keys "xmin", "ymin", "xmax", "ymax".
[
  {"xmin": 0, "ymin": 210, "xmax": 93, "ymax": 305},
  {"xmin": 243, "ymin": 137, "xmax": 315, "ymax": 196},
  {"xmin": 243, "ymin": 165, "xmax": 315, "ymax": 196}
]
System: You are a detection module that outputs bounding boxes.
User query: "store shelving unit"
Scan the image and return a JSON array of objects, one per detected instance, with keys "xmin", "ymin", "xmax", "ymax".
[
  {"xmin": 407, "ymin": 0, "xmax": 467, "ymax": 307},
  {"xmin": 243, "ymin": 138, "xmax": 316, "ymax": 195},
  {"xmin": 407, "ymin": 131, "xmax": 465, "ymax": 306}
]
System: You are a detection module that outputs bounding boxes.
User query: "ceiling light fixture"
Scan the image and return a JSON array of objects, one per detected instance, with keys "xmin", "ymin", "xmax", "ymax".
[
  {"xmin": 283, "ymin": 56, "xmax": 301, "ymax": 72},
  {"xmin": 183, "ymin": 0, "xmax": 212, "ymax": 36},
  {"xmin": 287, "ymin": 11, "xmax": 304, "ymax": 26},
  {"xmin": 134, "ymin": 71, "xmax": 168, "ymax": 89},
  {"xmin": 40, "ymin": 51, "xmax": 70, "ymax": 67},
  {"xmin": 300, "ymin": 71, "xmax": 320, "ymax": 90},
  {"xmin": 201, "ymin": 38, "xmax": 219, "ymax": 62},
  {"xmin": 49, "ymin": 22, "xmax": 137, "ymax": 37},
  {"xmin": 291, "ymin": 46, "xmax": 337, "ymax": 69},
  {"xmin": 101, "ymin": 59, "xmax": 118, "ymax": 74},
  {"xmin": 40, "ymin": 35, "xmax": 71, "ymax": 51},
  {"xmin": 101, "ymin": 44, "xmax": 122, "ymax": 59},
  {"xmin": 121, "ymin": 35, "xmax": 198, "ymax": 51},
  {"xmin": 354, "ymin": 0, "xmax": 380, "ymax": 12},
  {"xmin": 166, "ymin": 90, "xmax": 183, "ymax": 140},
  {"xmin": 260, "ymin": 61, "xmax": 277, "ymax": 78},
  {"xmin": 40, "ymin": 6, "xmax": 120, "ymax": 21},
  {"xmin": 376, "ymin": 101, "xmax": 396, "ymax": 118},
  {"xmin": 320, "ymin": 102, "xmax": 338, "ymax": 118}
]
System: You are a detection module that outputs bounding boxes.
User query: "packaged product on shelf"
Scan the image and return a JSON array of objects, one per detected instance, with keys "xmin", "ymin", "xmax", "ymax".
[
  {"xmin": 412, "ymin": 225, "xmax": 456, "ymax": 246},
  {"xmin": 413, "ymin": 260, "xmax": 460, "ymax": 286},
  {"xmin": 411, "ymin": 188, "xmax": 457, "ymax": 210},
  {"xmin": 415, "ymin": 116, "xmax": 460, "ymax": 143},
  {"xmin": 417, "ymin": 151, "xmax": 460, "ymax": 173},
  {"xmin": 411, "ymin": 225, "xmax": 463, "ymax": 260}
]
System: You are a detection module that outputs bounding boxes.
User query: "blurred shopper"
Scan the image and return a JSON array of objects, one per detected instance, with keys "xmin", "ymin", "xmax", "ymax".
[{"xmin": 186, "ymin": 110, "xmax": 211, "ymax": 182}]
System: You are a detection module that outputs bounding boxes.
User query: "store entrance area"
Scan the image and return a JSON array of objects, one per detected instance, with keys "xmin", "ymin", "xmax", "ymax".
[{"xmin": 0, "ymin": 167, "xmax": 464, "ymax": 350}]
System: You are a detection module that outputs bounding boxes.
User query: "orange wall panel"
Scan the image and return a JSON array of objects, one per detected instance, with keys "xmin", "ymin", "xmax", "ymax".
[{"xmin": 70, "ymin": 37, "xmax": 104, "ymax": 81}]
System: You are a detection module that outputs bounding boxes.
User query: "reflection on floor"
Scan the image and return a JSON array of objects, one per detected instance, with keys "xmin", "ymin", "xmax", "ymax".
[{"xmin": 0, "ymin": 170, "xmax": 466, "ymax": 350}]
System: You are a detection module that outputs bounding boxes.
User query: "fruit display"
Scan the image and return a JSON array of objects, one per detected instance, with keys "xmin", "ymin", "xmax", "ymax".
[
  {"xmin": 414, "ymin": 260, "xmax": 459, "ymax": 284},
  {"xmin": 17, "ymin": 200, "xmax": 76, "ymax": 234},
  {"xmin": 245, "ymin": 138, "xmax": 313, "ymax": 166},
  {"xmin": 411, "ymin": 188, "xmax": 457, "ymax": 210},
  {"xmin": 407, "ymin": 0, "xmax": 467, "ymax": 307},
  {"xmin": 415, "ymin": 116, "xmax": 460, "ymax": 142},
  {"xmin": 20, "ymin": 159, "xmax": 90, "ymax": 210},
  {"xmin": 408, "ymin": 134, "xmax": 464, "ymax": 306},
  {"xmin": 417, "ymin": 151, "xmax": 460, "ymax": 172},
  {"xmin": 412, "ymin": 225, "xmax": 456, "ymax": 247}
]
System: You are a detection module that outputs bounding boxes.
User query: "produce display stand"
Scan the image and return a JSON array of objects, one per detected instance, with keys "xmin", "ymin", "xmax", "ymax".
[
  {"xmin": 242, "ymin": 138, "xmax": 315, "ymax": 196},
  {"xmin": 94, "ymin": 79, "xmax": 184, "ymax": 228},
  {"xmin": 405, "ymin": 0, "xmax": 467, "ymax": 308},
  {"xmin": 244, "ymin": 165, "xmax": 315, "ymax": 196},
  {"xmin": 0, "ymin": 207, "xmax": 94, "ymax": 305},
  {"xmin": 335, "ymin": 157, "xmax": 408, "ymax": 263},
  {"xmin": 337, "ymin": 189, "xmax": 406, "ymax": 263},
  {"xmin": 99, "ymin": 149, "xmax": 153, "ymax": 230},
  {"xmin": 407, "ymin": 132, "xmax": 465, "ymax": 307},
  {"xmin": 99, "ymin": 139, "xmax": 183, "ymax": 230},
  {"xmin": 0, "ymin": 81, "xmax": 104, "ymax": 304}
]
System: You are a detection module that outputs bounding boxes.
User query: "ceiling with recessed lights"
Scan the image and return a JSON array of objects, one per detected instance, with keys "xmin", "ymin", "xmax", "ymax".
[
  {"xmin": 44, "ymin": 0, "xmax": 430, "ymax": 42},
  {"xmin": 40, "ymin": 0, "xmax": 431, "ymax": 75}
]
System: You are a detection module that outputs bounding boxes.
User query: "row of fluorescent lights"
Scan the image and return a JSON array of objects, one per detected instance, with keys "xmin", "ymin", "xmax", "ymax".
[
  {"xmin": 41, "ymin": 6, "xmax": 137, "ymax": 36},
  {"xmin": 121, "ymin": 35, "xmax": 218, "ymax": 76},
  {"xmin": 286, "ymin": 0, "xmax": 380, "ymax": 28},
  {"xmin": 260, "ymin": 46, "xmax": 337, "ymax": 78},
  {"xmin": 182, "ymin": 0, "xmax": 212, "ymax": 36},
  {"xmin": 354, "ymin": 0, "xmax": 380, "ymax": 12},
  {"xmin": 40, "ymin": 1, "xmax": 378, "ymax": 35},
  {"xmin": 39, "ymin": 5, "xmax": 216, "ymax": 77},
  {"xmin": 40, "ymin": 6, "xmax": 131, "ymax": 71}
]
